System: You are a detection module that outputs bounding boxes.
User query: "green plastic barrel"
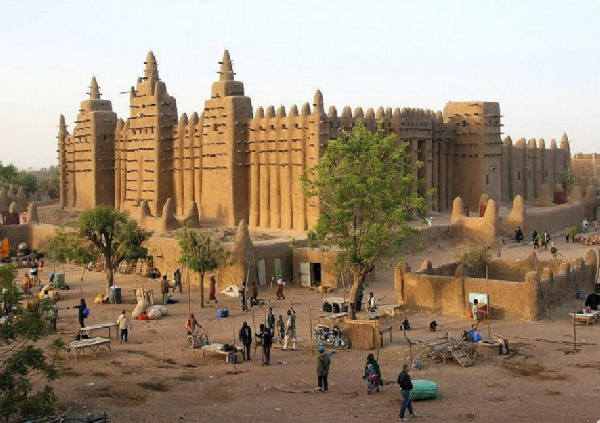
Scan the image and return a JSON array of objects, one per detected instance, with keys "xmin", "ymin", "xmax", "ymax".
[
  {"xmin": 410, "ymin": 380, "xmax": 439, "ymax": 401},
  {"xmin": 54, "ymin": 273, "xmax": 65, "ymax": 289}
]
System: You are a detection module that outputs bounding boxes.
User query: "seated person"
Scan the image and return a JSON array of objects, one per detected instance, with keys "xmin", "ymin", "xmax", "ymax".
[{"xmin": 584, "ymin": 293, "xmax": 600, "ymax": 311}]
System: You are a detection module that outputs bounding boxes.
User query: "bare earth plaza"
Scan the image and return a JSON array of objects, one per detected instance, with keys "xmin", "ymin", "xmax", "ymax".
[{"xmin": 2, "ymin": 3, "xmax": 600, "ymax": 423}]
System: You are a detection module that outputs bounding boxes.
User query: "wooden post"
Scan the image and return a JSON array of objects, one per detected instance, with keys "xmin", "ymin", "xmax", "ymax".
[
  {"xmin": 232, "ymin": 315, "xmax": 237, "ymax": 374},
  {"xmin": 486, "ymin": 265, "xmax": 491, "ymax": 339},
  {"xmin": 309, "ymin": 303, "xmax": 314, "ymax": 355}
]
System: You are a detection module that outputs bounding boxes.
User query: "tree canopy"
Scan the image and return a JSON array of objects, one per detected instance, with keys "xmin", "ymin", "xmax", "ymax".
[
  {"xmin": 0, "ymin": 265, "xmax": 63, "ymax": 422},
  {"xmin": 302, "ymin": 119, "xmax": 434, "ymax": 318},
  {"xmin": 45, "ymin": 227, "xmax": 98, "ymax": 293},
  {"xmin": 0, "ymin": 162, "xmax": 38, "ymax": 195},
  {"xmin": 77, "ymin": 207, "xmax": 152, "ymax": 293},
  {"xmin": 178, "ymin": 227, "xmax": 230, "ymax": 308}
]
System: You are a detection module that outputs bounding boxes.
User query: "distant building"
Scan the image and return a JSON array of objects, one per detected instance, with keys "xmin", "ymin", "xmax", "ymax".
[{"xmin": 58, "ymin": 51, "xmax": 571, "ymax": 229}]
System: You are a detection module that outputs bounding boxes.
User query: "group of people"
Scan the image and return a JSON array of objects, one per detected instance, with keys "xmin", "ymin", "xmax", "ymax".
[
  {"xmin": 317, "ymin": 349, "xmax": 415, "ymax": 420},
  {"xmin": 516, "ymin": 227, "xmax": 558, "ymax": 258},
  {"xmin": 529, "ymin": 229, "xmax": 552, "ymax": 251}
]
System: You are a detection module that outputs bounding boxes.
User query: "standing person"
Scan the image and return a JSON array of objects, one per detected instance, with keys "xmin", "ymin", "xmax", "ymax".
[
  {"xmin": 397, "ymin": 364, "xmax": 416, "ymax": 420},
  {"xmin": 239, "ymin": 281, "xmax": 247, "ymax": 311},
  {"xmin": 266, "ymin": 307, "xmax": 276, "ymax": 336},
  {"xmin": 550, "ymin": 242, "xmax": 558, "ymax": 259},
  {"xmin": 29, "ymin": 262, "xmax": 39, "ymax": 286},
  {"xmin": 275, "ymin": 276, "xmax": 285, "ymax": 300},
  {"xmin": 256, "ymin": 324, "xmax": 273, "ymax": 365},
  {"xmin": 250, "ymin": 283, "xmax": 259, "ymax": 307},
  {"xmin": 172, "ymin": 268, "xmax": 182, "ymax": 294},
  {"xmin": 208, "ymin": 274, "xmax": 218, "ymax": 303},
  {"xmin": 543, "ymin": 230, "xmax": 551, "ymax": 249},
  {"xmin": 515, "ymin": 226, "xmax": 524, "ymax": 243},
  {"xmin": 50, "ymin": 302, "xmax": 69, "ymax": 332},
  {"xmin": 583, "ymin": 218, "xmax": 589, "ymax": 233},
  {"xmin": 23, "ymin": 273, "xmax": 31, "ymax": 297},
  {"xmin": 471, "ymin": 299, "xmax": 479, "ymax": 321},
  {"xmin": 238, "ymin": 321, "xmax": 252, "ymax": 361},
  {"xmin": 160, "ymin": 275, "xmax": 170, "ymax": 305},
  {"xmin": 531, "ymin": 229, "xmax": 539, "ymax": 249},
  {"xmin": 283, "ymin": 309, "xmax": 297, "ymax": 351},
  {"xmin": 364, "ymin": 353, "xmax": 383, "ymax": 394},
  {"xmin": 355, "ymin": 285, "xmax": 365, "ymax": 312},
  {"xmin": 276, "ymin": 314, "xmax": 286, "ymax": 344},
  {"xmin": 316, "ymin": 345, "xmax": 331, "ymax": 392},
  {"xmin": 73, "ymin": 298, "xmax": 89, "ymax": 328},
  {"xmin": 366, "ymin": 292, "xmax": 376, "ymax": 313},
  {"xmin": 536, "ymin": 231, "xmax": 544, "ymax": 252},
  {"xmin": 116, "ymin": 310, "xmax": 131, "ymax": 343}
]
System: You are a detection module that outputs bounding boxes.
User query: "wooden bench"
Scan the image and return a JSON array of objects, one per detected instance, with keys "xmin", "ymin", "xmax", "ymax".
[
  {"xmin": 200, "ymin": 343, "xmax": 239, "ymax": 363},
  {"xmin": 80, "ymin": 322, "xmax": 119, "ymax": 339},
  {"xmin": 67, "ymin": 337, "xmax": 111, "ymax": 361}
]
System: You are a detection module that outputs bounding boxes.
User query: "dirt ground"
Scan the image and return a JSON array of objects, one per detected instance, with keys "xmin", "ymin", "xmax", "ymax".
[{"xmin": 21, "ymin": 225, "xmax": 600, "ymax": 423}]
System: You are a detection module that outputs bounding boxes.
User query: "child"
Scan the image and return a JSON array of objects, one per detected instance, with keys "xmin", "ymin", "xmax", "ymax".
[{"xmin": 550, "ymin": 242, "xmax": 558, "ymax": 259}]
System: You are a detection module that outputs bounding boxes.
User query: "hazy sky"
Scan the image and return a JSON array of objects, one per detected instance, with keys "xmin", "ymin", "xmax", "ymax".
[{"xmin": 1, "ymin": 0, "xmax": 598, "ymax": 169}]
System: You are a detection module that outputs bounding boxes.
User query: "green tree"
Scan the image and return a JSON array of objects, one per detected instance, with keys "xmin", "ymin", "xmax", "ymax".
[
  {"xmin": 557, "ymin": 165, "xmax": 576, "ymax": 193},
  {"xmin": 178, "ymin": 227, "xmax": 230, "ymax": 308},
  {"xmin": 302, "ymin": 119, "xmax": 433, "ymax": 319},
  {"xmin": 77, "ymin": 207, "xmax": 152, "ymax": 294},
  {"xmin": 15, "ymin": 171, "xmax": 38, "ymax": 196},
  {"xmin": 45, "ymin": 227, "xmax": 98, "ymax": 293},
  {"xmin": 38, "ymin": 174, "xmax": 60, "ymax": 199},
  {"xmin": 0, "ymin": 162, "xmax": 18, "ymax": 188},
  {"xmin": 457, "ymin": 244, "xmax": 493, "ymax": 277},
  {"xmin": 0, "ymin": 264, "xmax": 63, "ymax": 422}
]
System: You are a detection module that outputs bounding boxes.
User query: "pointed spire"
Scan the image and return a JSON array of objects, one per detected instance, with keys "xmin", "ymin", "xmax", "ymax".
[
  {"xmin": 560, "ymin": 132, "xmax": 570, "ymax": 148},
  {"xmin": 289, "ymin": 104, "xmax": 299, "ymax": 117},
  {"xmin": 144, "ymin": 51, "xmax": 159, "ymax": 81},
  {"xmin": 219, "ymin": 50, "xmax": 234, "ymax": 81},
  {"xmin": 89, "ymin": 76, "xmax": 100, "ymax": 99},
  {"xmin": 313, "ymin": 89, "xmax": 323, "ymax": 108},
  {"xmin": 58, "ymin": 114, "xmax": 68, "ymax": 137}
]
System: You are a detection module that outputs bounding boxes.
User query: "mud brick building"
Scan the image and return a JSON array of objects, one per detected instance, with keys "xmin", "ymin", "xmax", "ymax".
[{"xmin": 58, "ymin": 51, "xmax": 572, "ymax": 229}]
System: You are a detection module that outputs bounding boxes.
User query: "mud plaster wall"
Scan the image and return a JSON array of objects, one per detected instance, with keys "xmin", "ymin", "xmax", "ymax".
[
  {"xmin": 397, "ymin": 252, "xmax": 597, "ymax": 321},
  {"xmin": 292, "ymin": 248, "xmax": 342, "ymax": 289},
  {"xmin": 572, "ymin": 153, "xmax": 600, "ymax": 192},
  {"xmin": 499, "ymin": 200, "xmax": 585, "ymax": 237}
]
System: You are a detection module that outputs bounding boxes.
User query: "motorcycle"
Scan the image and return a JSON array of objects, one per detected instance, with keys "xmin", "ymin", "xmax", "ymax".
[{"xmin": 313, "ymin": 325, "xmax": 349, "ymax": 349}]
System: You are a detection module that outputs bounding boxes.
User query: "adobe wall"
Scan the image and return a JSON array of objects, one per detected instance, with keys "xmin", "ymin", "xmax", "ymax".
[
  {"xmin": 395, "ymin": 251, "xmax": 597, "ymax": 321},
  {"xmin": 499, "ymin": 190, "xmax": 586, "ymax": 237},
  {"xmin": 572, "ymin": 153, "xmax": 600, "ymax": 192},
  {"xmin": 0, "ymin": 188, "xmax": 27, "ymax": 212},
  {"xmin": 450, "ymin": 196, "xmax": 498, "ymax": 244},
  {"xmin": 293, "ymin": 247, "xmax": 342, "ymax": 289}
]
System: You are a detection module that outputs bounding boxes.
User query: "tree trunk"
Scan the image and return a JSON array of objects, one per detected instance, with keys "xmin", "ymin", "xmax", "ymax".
[
  {"xmin": 347, "ymin": 268, "xmax": 366, "ymax": 320},
  {"xmin": 199, "ymin": 271, "xmax": 205, "ymax": 308},
  {"xmin": 80, "ymin": 268, "xmax": 85, "ymax": 294},
  {"xmin": 105, "ymin": 260, "xmax": 114, "ymax": 296}
]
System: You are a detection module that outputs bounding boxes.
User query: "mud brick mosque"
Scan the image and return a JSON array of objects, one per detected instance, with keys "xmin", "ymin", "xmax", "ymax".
[{"xmin": 58, "ymin": 51, "xmax": 572, "ymax": 230}]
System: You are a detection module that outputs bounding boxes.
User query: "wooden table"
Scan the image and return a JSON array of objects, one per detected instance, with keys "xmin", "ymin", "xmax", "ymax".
[
  {"xmin": 80, "ymin": 322, "xmax": 119, "ymax": 339},
  {"xmin": 200, "ymin": 343, "xmax": 239, "ymax": 363},
  {"xmin": 317, "ymin": 312, "xmax": 348, "ymax": 325},
  {"xmin": 67, "ymin": 337, "xmax": 111, "ymax": 361},
  {"xmin": 570, "ymin": 311, "xmax": 600, "ymax": 325}
]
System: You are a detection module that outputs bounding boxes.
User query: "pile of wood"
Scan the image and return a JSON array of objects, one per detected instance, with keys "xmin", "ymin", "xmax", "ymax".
[
  {"xmin": 417, "ymin": 337, "xmax": 478, "ymax": 367},
  {"xmin": 580, "ymin": 234, "xmax": 600, "ymax": 246}
]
